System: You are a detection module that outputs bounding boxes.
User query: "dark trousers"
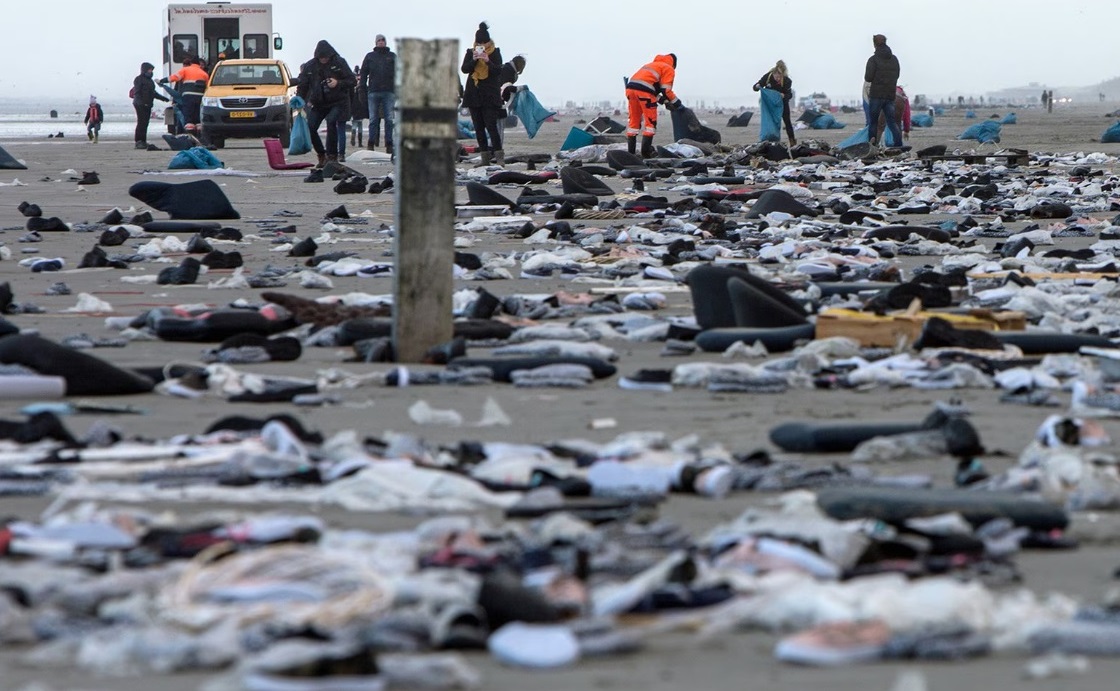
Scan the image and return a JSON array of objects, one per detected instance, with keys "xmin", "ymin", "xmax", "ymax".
[
  {"xmin": 867, "ymin": 97, "xmax": 902, "ymax": 147},
  {"xmin": 306, "ymin": 103, "xmax": 347, "ymax": 156},
  {"xmin": 134, "ymin": 103, "xmax": 151, "ymax": 143},
  {"xmin": 469, "ymin": 106, "xmax": 502, "ymax": 151},
  {"xmin": 181, "ymin": 94, "xmax": 202, "ymax": 125},
  {"xmin": 780, "ymin": 101, "xmax": 795, "ymax": 140}
]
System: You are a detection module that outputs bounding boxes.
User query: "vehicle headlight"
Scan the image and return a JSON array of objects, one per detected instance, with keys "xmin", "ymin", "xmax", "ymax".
[
  {"xmin": 267, "ymin": 95, "xmax": 287, "ymax": 107},
  {"xmin": 202, "ymin": 97, "xmax": 220, "ymax": 107}
]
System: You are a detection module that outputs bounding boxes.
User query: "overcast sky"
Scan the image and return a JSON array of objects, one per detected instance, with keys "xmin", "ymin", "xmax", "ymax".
[{"xmin": 2, "ymin": 1, "xmax": 1116, "ymax": 109}]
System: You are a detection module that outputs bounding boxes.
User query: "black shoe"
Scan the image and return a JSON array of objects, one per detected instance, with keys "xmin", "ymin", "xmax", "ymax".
[
  {"xmin": 100, "ymin": 208, "xmax": 124, "ymax": 224},
  {"xmin": 201, "ymin": 250, "xmax": 243, "ymax": 269},
  {"xmin": 333, "ymin": 174, "xmax": 367, "ymax": 194},
  {"xmin": 129, "ymin": 211, "xmax": 153, "ymax": 225},
  {"xmin": 303, "ymin": 168, "xmax": 324, "ymax": 183},
  {"xmin": 98, "ymin": 226, "xmax": 130, "ymax": 247},
  {"xmin": 185, "ymin": 235, "xmax": 213, "ymax": 254},
  {"xmin": 200, "ymin": 226, "xmax": 243, "ymax": 241},
  {"xmin": 77, "ymin": 171, "xmax": 100, "ymax": 185},
  {"xmin": 18, "ymin": 201, "xmax": 42, "ymax": 217},
  {"xmin": 78, "ymin": 246, "xmax": 110, "ymax": 268},
  {"xmin": 157, "ymin": 257, "xmax": 202, "ymax": 285},
  {"xmin": 324, "ymin": 205, "xmax": 349, "ymax": 219},
  {"xmin": 26, "ymin": 216, "xmax": 68, "ymax": 232},
  {"xmin": 288, "ymin": 237, "xmax": 318, "ymax": 257}
]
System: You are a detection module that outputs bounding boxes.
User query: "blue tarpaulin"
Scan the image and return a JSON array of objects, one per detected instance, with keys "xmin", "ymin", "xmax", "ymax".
[
  {"xmin": 958, "ymin": 121, "xmax": 1002, "ymax": 144},
  {"xmin": 758, "ymin": 87, "xmax": 784, "ymax": 142},
  {"xmin": 1103, "ymin": 121, "xmax": 1120, "ymax": 143},
  {"xmin": 168, "ymin": 146, "xmax": 224, "ymax": 170},
  {"xmin": 911, "ymin": 114, "xmax": 934, "ymax": 128},
  {"xmin": 1000, "ymin": 112, "xmax": 1018, "ymax": 125},
  {"xmin": 509, "ymin": 86, "xmax": 555, "ymax": 139},
  {"xmin": 838, "ymin": 127, "xmax": 870, "ymax": 149}
]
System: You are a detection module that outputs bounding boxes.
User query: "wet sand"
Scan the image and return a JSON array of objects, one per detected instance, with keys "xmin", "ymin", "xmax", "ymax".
[{"xmin": 2, "ymin": 103, "xmax": 1120, "ymax": 689}]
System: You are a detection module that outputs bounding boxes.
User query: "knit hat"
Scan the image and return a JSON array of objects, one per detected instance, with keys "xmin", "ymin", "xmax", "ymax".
[
  {"xmin": 89, "ymin": 95, "xmax": 97, "ymax": 105},
  {"xmin": 375, "ymin": 34, "xmax": 386, "ymax": 43},
  {"xmin": 475, "ymin": 22, "xmax": 490, "ymax": 44}
]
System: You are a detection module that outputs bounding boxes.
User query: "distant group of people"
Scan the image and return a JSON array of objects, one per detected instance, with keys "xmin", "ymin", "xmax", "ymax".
[
  {"xmin": 625, "ymin": 33, "xmax": 909, "ymax": 155},
  {"xmin": 1042, "ymin": 89, "xmax": 1055, "ymax": 113}
]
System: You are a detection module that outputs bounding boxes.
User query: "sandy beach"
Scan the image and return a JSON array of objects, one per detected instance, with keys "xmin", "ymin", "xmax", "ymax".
[{"xmin": 2, "ymin": 101, "xmax": 1120, "ymax": 690}]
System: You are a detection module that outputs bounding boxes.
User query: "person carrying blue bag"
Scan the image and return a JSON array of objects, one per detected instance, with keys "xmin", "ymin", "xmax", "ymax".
[
  {"xmin": 288, "ymin": 95, "xmax": 312, "ymax": 156},
  {"xmin": 753, "ymin": 61, "xmax": 796, "ymax": 146}
]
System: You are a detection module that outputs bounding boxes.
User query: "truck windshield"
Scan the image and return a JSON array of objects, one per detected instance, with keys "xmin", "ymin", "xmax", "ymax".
[{"xmin": 211, "ymin": 64, "xmax": 285, "ymax": 86}]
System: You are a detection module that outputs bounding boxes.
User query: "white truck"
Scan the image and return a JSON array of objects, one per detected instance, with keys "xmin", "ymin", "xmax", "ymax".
[{"xmin": 162, "ymin": 2, "xmax": 282, "ymax": 75}]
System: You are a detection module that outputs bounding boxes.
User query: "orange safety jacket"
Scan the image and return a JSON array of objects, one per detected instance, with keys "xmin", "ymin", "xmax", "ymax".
[{"xmin": 626, "ymin": 54, "xmax": 677, "ymax": 103}]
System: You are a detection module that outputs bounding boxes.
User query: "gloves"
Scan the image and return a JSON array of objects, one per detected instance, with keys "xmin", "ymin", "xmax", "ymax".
[
  {"xmin": 158, "ymin": 77, "xmax": 169, "ymax": 84},
  {"xmin": 666, "ymin": 98, "xmax": 682, "ymax": 111},
  {"xmin": 656, "ymin": 93, "xmax": 668, "ymax": 105},
  {"xmin": 752, "ymin": 84, "xmax": 760, "ymax": 92}
]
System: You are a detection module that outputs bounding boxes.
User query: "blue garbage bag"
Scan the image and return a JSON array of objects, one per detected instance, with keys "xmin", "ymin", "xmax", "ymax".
[
  {"xmin": 168, "ymin": 146, "xmax": 224, "ymax": 170},
  {"xmin": 758, "ymin": 88, "xmax": 784, "ymax": 142},
  {"xmin": 288, "ymin": 95, "xmax": 311, "ymax": 156},
  {"xmin": 509, "ymin": 86, "xmax": 555, "ymax": 139},
  {"xmin": 965, "ymin": 110, "xmax": 977, "ymax": 119},
  {"xmin": 958, "ymin": 121, "xmax": 1001, "ymax": 144},
  {"xmin": 1000, "ymin": 112, "xmax": 1017, "ymax": 125},
  {"xmin": 458, "ymin": 120, "xmax": 475, "ymax": 139},
  {"xmin": 1103, "ymin": 121, "xmax": 1120, "ymax": 143},
  {"xmin": 811, "ymin": 113, "xmax": 845, "ymax": 130},
  {"xmin": 838, "ymin": 127, "xmax": 870, "ymax": 149},
  {"xmin": 911, "ymin": 114, "xmax": 934, "ymax": 128}
]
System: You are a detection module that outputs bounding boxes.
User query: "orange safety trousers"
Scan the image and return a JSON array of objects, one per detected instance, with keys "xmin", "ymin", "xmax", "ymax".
[{"xmin": 626, "ymin": 89, "xmax": 659, "ymax": 137}]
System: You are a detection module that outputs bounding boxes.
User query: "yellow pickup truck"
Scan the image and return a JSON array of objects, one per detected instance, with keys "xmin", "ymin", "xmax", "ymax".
[{"xmin": 199, "ymin": 58, "xmax": 296, "ymax": 148}]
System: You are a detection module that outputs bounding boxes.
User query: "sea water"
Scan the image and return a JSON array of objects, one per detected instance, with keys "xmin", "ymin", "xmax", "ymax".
[{"xmin": 0, "ymin": 99, "xmax": 160, "ymax": 140}]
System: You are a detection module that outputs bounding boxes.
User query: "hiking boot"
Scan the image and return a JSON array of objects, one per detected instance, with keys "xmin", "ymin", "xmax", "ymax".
[
  {"xmin": 337, "ymin": 152, "xmax": 346, "ymax": 163},
  {"xmin": 325, "ymin": 153, "xmax": 338, "ymax": 164},
  {"xmin": 626, "ymin": 136, "xmax": 636, "ymax": 155},
  {"xmin": 640, "ymin": 135, "xmax": 655, "ymax": 159}
]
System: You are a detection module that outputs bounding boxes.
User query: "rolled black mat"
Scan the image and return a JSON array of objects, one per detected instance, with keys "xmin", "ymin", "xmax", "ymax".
[
  {"xmin": 694, "ymin": 324, "xmax": 816, "ymax": 353},
  {"xmin": 816, "ymin": 486, "xmax": 1068, "ymax": 530}
]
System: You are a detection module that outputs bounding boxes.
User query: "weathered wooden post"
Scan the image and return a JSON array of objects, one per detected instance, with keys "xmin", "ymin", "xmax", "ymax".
[{"xmin": 392, "ymin": 38, "xmax": 459, "ymax": 362}]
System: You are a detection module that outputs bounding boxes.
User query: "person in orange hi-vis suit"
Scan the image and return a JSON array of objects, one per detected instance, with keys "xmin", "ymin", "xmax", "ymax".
[{"xmin": 625, "ymin": 53, "xmax": 680, "ymax": 158}]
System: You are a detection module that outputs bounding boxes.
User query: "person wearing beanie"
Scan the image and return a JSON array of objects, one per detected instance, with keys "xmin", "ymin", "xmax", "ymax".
[
  {"xmin": 84, "ymin": 95, "xmax": 104, "ymax": 143},
  {"xmin": 296, "ymin": 40, "xmax": 356, "ymax": 167},
  {"xmin": 360, "ymin": 34, "xmax": 396, "ymax": 155},
  {"xmin": 864, "ymin": 33, "xmax": 902, "ymax": 152},
  {"xmin": 461, "ymin": 21, "xmax": 505, "ymax": 166},
  {"xmin": 752, "ymin": 60, "xmax": 796, "ymax": 147},
  {"xmin": 624, "ymin": 53, "xmax": 681, "ymax": 158},
  {"xmin": 350, "ymin": 64, "xmax": 369, "ymax": 149},
  {"xmin": 132, "ymin": 61, "xmax": 170, "ymax": 149}
]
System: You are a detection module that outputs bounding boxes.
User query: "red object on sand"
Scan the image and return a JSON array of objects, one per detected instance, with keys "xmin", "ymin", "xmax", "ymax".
[{"xmin": 263, "ymin": 138, "xmax": 313, "ymax": 170}]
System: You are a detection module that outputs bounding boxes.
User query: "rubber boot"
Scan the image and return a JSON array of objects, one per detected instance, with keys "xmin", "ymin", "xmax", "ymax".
[
  {"xmin": 640, "ymin": 135, "xmax": 655, "ymax": 159},
  {"xmin": 493, "ymin": 149, "xmax": 504, "ymax": 165},
  {"xmin": 93, "ymin": 133, "xmax": 98, "ymax": 144},
  {"xmin": 626, "ymin": 136, "xmax": 636, "ymax": 155}
]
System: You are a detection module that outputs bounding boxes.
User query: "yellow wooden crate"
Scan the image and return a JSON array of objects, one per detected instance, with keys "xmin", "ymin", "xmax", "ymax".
[{"xmin": 816, "ymin": 308, "xmax": 1025, "ymax": 347}]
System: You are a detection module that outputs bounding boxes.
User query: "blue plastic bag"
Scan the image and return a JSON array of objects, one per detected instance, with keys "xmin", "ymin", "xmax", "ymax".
[
  {"xmin": 811, "ymin": 113, "xmax": 845, "ymax": 130},
  {"xmin": 288, "ymin": 95, "xmax": 311, "ymax": 156},
  {"xmin": 509, "ymin": 86, "xmax": 555, "ymax": 139},
  {"xmin": 758, "ymin": 88, "xmax": 783, "ymax": 142},
  {"xmin": 911, "ymin": 114, "xmax": 934, "ymax": 128},
  {"xmin": 1103, "ymin": 121, "xmax": 1120, "ymax": 143},
  {"xmin": 958, "ymin": 121, "xmax": 1001, "ymax": 144},
  {"xmin": 1000, "ymin": 112, "xmax": 1017, "ymax": 125},
  {"xmin": 168, "ymin": 146, "xmax": 224, "ymax": 170}
]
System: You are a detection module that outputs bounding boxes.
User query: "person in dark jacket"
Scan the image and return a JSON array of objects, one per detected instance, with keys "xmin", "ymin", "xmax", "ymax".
[
  {"xmin": 350, "ymin": 65, "xmax": 369, "ymax": 149},
  {"xmin": 752, "ymin": 60, "xmax": 796, "ymax": 147},
  {"xmin": 296, "ymin": 40, "xmax": 356, "ymax": 166},
  {"xmin": 461, "ymin": 22, "xmax": 504, "ymax": 166},
  {"xmin": 496, "ymin": 55, "xmax": 526, "ymax": 150},
  {"xmin": 132, "ymin": 61, "xmax": 170, "ymax": 149},
  {"xmin": 864, "ymin": 34, "xmax": 902, "ymax": 150},
  {"xmin": 360, "ymin": 34, "xmax": 396, "ymax": 154}
]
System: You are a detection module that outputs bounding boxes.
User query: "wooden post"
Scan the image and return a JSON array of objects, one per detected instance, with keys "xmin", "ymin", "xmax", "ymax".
[{"xmin": 392, "ymin": 38, "xmax": 460, "ymax": 363}]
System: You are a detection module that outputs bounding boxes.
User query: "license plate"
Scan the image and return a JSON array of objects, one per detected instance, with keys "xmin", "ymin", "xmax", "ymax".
[{"xmin": 229, "ymin": 111, "xmax": 255, "ymax": 119}]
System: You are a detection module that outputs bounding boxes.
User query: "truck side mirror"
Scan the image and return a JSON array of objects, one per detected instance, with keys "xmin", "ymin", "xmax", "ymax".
[{"xmin": 273, "ymin": 36, "xmax": 283, "ymax": 51}]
